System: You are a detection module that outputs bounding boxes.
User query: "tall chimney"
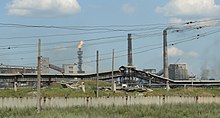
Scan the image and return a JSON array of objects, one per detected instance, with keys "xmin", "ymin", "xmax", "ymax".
[
  {"xmin": 163, "ymin": 29, "xmax": 170, "ymax": 91},
  {"xmin": 77, "ymin": 48, "xmax": 85, "ymax": 73},
  {"xmin": 163, "ymin": 30, "xmax": 168, "ymax": 79},
  {"xmin": 128, "ymin": 33, "xmax": 133, "ymax": 66},
  {"xmin": 77, "ymin": 41, "xmax": 85, "ymax": 73}
]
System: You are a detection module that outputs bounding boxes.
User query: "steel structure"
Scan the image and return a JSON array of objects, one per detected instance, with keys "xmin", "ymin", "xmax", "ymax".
[
  {"xmin": 77, "ymin": 48, "xmax": 85, "ymax": 73},
  {"xmin": 0, "ymin": 68, "xmax": 220, "ymax": 88}
]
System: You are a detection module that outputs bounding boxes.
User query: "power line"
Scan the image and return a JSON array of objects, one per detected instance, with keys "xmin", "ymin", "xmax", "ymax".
[
  {"xmin": 0, "ymin": 35, "xmax": 126, "ymax": 49},
  {"xmin": 1, "ymin": 27, "xmax": 220, "ymax": 59},
  {"xmin": 2, "ymin": 18, "xmax": 220, "ymax": 30},
  {"xmin": 0, "ymin": 29, "xmax": 164, "ymax": 49},
  {"xmin": 0, "ymin": 31, "xmax": 112, "ymax": 40},
  {"xmin": 1, "ymin": 18, "xmax": 219, "ymax": 49},
  {"xmin": 78, "ymin": 29, "xmax": 220, "ymax": 64},
  {"xmin": 8, "ymin": 29, "xmax": 220, "ymax": 67},
  {"xmin": 2, "ymin": 19, "xmax": 220, "ymax": 66}
]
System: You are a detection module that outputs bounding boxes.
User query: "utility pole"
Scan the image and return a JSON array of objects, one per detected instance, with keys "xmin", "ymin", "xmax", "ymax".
[
  {"xmin": 96, "ymin": 50, "xmax": 99, "ymax": 97},
  {"xmin": 37, "ymin": 39, "xmax": 41, "ymax": 113},
  {"xmin": 163, "ymin": 29, "xmax": 170, "ymax": 91},
  {"xmin": 112, "ymin": 49, "xmax": 115, "ymax": 92}
]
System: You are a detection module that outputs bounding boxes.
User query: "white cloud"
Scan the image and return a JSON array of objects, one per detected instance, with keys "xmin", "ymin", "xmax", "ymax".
[
  {"xmin": 169, "ymin": 17, "xmax": 184, "ymax": 24},
  {"xmin": 168, "ymin": 47, "xmax": 183, "ymax": 57},
  {"xmin": 7, "ymin": 0, "xmax": 80, "ymax": 17},
  {"xmin": 156, "ymin": 0, "xmax": 220, "ymax": 17},
  {"xmin": 121, "ymin": 3, "xmax": 136, "ymax": 15},
  {"xmin": 168, "ymin": 47, "xmax": 199, "ymax": 58}
]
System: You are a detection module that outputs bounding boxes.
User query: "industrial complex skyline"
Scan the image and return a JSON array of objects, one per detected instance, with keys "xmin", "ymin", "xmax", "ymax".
[{"xmin": 0, "ymin": 0, "xmax": 220, "ymax": 79}]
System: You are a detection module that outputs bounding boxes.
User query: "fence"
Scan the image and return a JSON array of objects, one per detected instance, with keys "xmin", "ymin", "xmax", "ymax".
[{"xmin": 0, "ymin": 96, "xmax": 219, "ymax": 108}]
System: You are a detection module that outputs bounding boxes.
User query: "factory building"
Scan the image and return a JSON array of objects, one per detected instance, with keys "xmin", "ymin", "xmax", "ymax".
[
  {"xmin": 63, "ymin": 63, "xmax": 78, "ymax": 74},
  {"xmin": 41, "ymin": 57, "xmax": 49, "ymax": 74},
  {"xmin": 0, "ymin": 64, "xmax": 36, "ymax": 74},
  {"xmin": 169, "ymin": 64, "xmax": 189, "ymax": 80},
  {"xmin": 0, "ymin": 55, "xmax": 81, "ymax": 74},
  {"xmin": 41, "ymin": 57, "xmax": 78, "ymax": 74}
]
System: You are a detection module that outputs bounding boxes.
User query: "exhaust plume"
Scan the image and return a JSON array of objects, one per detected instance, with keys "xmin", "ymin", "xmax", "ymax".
[{"xmin": 184, "ymin": 19, "xmax": 219, "ymax": 29}]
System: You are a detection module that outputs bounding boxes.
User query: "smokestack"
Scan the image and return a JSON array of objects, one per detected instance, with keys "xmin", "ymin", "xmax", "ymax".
[
  {"xmin": 163, "ymin": 30, "xmax": 168, "ymax": 79},
  {"xmin": 128, "ymin": 33, "xmax": 133, "ymax": 66},
  {"xmin": 77, "ymin": 41, "xmax": 85, "ymax": 73},
  {"xmin": 163, "ymin": 29, "xmax": 170, "ymax": 91}
]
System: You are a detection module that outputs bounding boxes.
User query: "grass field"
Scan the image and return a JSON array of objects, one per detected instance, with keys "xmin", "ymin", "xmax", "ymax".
[
  {"xmin": 1, "ymin": 80, "xmax": 220, "ymax": 97},
  {"xmin": 1, "ymin": 81, "xmax": 220, "ymax": 117},
  {"xmin": 144, "ymin": 87, "xmax": 220, "ymax": 97},
  {"xmin": 1, "ymin": 103, "xmax": 220, "ymax": 118}
]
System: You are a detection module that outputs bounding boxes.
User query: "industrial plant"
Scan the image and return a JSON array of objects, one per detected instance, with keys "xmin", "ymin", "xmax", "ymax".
[{"xmin": 0, "ymin": 34, "xmax": 219, "ymax": 89}]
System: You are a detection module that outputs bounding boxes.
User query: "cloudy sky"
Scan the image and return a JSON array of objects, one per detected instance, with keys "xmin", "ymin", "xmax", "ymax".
[{"xmin": 1, "ymin": 0, "xmax": 220, "ymax": 79}]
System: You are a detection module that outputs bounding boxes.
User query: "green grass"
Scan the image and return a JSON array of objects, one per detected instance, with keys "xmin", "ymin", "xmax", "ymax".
[
  {"xmin": 1, "ymin": 103, "xmax": 220, "ymax": 118},
  {"xmin": 0, "ymin": 88, "xmax": 33, "ymax": 97},
  {"xmin": 1, "ymin": 80, "xmax": 220, "ymax": 97},
  {"xmin": 144, "ymin": 87, "xmax": 220, "ymax": 97},
  {"xmin": 0, "ymin": 80, "xmax": 137, "ymax": 97},
  {"xmin": 40, "ymin": 80, "xmax": 131, "ymax": 97}
]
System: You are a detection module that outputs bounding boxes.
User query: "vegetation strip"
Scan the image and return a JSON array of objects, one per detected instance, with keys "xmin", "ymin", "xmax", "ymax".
[
  {"xmin": 1, "ymin": 104, "xmax": 220, "ymax": 118},
  {"xmin": 1, "ymin": 81, "xmax": 220, "ymax": 97}
]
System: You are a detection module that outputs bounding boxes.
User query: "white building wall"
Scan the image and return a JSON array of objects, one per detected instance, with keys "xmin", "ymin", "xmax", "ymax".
[
  {"xmin": 63, "ymin": 64, "xmax": 77, "ymax": 74},
  {"xmin": 41, "ymin": 57, "xmax": 49, "ymax": 74}
]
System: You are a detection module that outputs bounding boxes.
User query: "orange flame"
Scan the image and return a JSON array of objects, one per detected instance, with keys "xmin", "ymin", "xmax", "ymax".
[{"xmin": 77, "ymin": 40, "xmax": 84, "ymax": 48}]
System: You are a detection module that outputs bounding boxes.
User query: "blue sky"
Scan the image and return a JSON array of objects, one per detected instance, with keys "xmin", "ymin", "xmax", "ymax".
[{"xmin": 0, "ymin": 0, "xmax": 220, "ymax": 79}]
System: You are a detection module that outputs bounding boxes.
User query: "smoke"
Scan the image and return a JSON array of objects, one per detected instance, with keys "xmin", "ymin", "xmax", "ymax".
[
  {"xmin": 168, "ymin": 18, "xmax": 219, "ymax": 32},
  {"xmin": 200, "ymin": 65, "xmax": 210, "ymax": 80},
  {"xmin": 200, "ymin": 39, "xmax": 220, "ymax": 80},
  {"xmin": 77, "ymin": 40, "xmax": 84, "ymax": 49},
  {"xmin": 200, "ymin": 66, "xmax": 219, "ymax": 80},
  {"xmin": 168, "ymin": 47, "xmax": 183, "ymax": 57},
  {"xmin": 184, "ymin": 19, "xmax": 218, "ymax": 29}
]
